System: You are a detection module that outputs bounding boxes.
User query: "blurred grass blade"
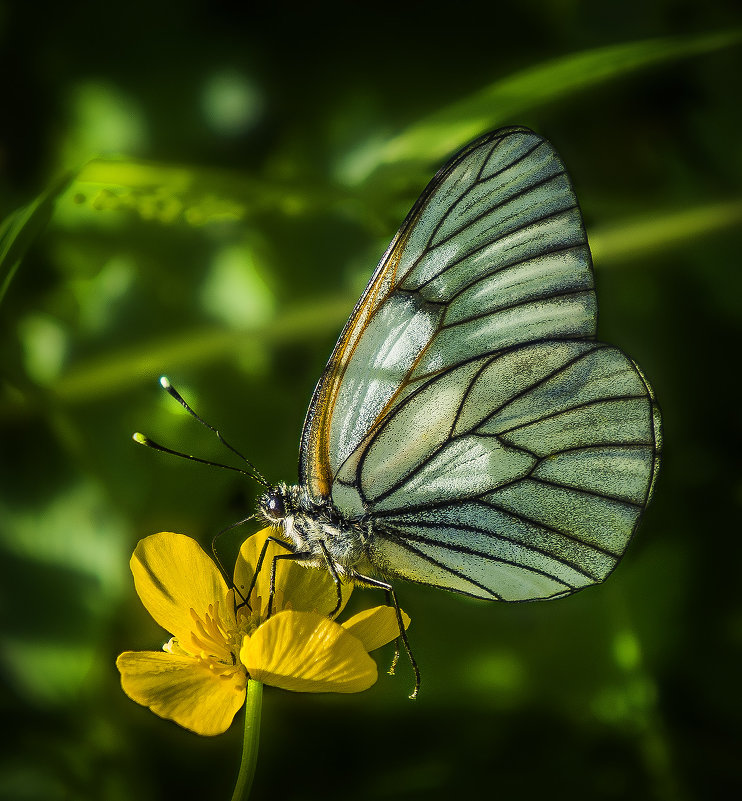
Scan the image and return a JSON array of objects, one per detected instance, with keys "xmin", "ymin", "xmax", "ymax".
[
  {"xmin": 591, "ymin": 199, "xmax": 742, "ymax": 266},
  {"xmin": 69, "ymin": 158, "xmax": 254, "ymax": 226},
  {"xmin": 0, "ymin": 172, "xmax": 74, "ymax": 305},
  {"xmin": 63, "ymin": 157, "xmax": 332, "ymax": 227},
  {"xmin": 340, "ymin": 29, "xmax": 742, "ymax": 182},
  {"xmin": 1, "ymin": 294, "xmax": 352, "ymax": 412},
  {"xmin": 3, "ymin": 195, "xmax": 739, "ymax": 415}
]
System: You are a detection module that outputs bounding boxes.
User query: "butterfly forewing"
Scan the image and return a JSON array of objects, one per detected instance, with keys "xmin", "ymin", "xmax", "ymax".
[{"xmin": 299, "ymin": 127, "xmax": 661, "ymax": 602}]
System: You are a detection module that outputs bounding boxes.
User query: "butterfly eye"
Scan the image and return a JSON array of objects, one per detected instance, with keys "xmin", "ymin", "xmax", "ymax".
[{"xmin": 262, "ymin": 492, "xmax": 285, "ymax": 521}]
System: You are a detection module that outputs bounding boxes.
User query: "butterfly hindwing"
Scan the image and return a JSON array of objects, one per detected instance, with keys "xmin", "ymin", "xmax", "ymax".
[{"xmin": 330, "ymin": 340, "xmax": 659, "ymax": 600}]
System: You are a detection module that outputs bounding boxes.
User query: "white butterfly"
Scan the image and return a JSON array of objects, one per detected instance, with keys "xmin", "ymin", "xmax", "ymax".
[{"xmin": 145, "ymin": 127, "xmax": 662, "ymax": 697}]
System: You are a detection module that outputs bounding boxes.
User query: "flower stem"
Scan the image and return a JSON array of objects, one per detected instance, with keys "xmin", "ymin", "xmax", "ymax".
[{"xmin": 230, "ymin": 680, "xmax": 263, "ymax": 801}]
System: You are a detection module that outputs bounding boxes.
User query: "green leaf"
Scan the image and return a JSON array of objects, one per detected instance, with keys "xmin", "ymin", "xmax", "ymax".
[
  {"xmin": 57, "ymin": 157, "xmax": 333, "ymax": 228},
  {"xmin": 0, "ymin": 155, "xmax": 335, "ymax": 310},
  {"xmin": 0, "ymin": 294, "xmax": 352, "ymax": 412},
  {"xmin": 0, "ymin": 172, "xmax": 74, "ymax": 306},
  {"xmin": 338, "ymin": 29, "xmax": 742, "ymax": 183},
  {"xmin": 590, "ymin": 199, "xmax": 742, "ymax": 266}
]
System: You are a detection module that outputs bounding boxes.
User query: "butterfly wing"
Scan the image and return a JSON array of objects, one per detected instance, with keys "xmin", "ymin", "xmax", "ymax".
[
  {"xmin": 299, "ymin": 127, "xmax": 661, "ymax": 600},
  {"xmin": 300, "ymin": 126, "xmax": 596, "ymax": 498},
  {"xmin": 350, "ymin": 341, "xmax": 661, "ymax": 600}
]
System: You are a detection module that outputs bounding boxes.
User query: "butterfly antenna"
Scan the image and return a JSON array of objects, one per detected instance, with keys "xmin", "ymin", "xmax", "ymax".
[
  {"xmin": 132, "ymin": 432, "xmax": 259, "ymax": 478},
  {"xmin": 158, "ymin": 376, "xmax": 270, "ymax": 488}
]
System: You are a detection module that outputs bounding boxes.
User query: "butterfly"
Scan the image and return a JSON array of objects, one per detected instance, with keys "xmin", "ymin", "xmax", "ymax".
[{"xmin": 143, "ymin": 126, "xmax": 662, "ymax": 697}]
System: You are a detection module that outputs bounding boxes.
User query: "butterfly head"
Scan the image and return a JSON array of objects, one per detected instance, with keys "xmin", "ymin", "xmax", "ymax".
[{"xmin": 259, "ymin": 483, "xmax": 291, "ymax": 524}]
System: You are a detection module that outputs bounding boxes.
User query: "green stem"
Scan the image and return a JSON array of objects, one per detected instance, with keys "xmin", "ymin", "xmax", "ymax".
[{"xmin": 230, "ymin": 680, "xmax": 263, "ymax": 801}]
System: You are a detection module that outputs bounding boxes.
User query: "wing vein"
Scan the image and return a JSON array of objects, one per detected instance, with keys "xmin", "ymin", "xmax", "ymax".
[
  {"xmin": 440, "ymin": 288, "xmax": 593, "ymax": 331},
  {"xmin": 496, "ymin": 393, "xmax": 650, "ymax": 436},
  {"xmin": 416, "ymin": 170, "xmax": 572, "ymax": 265},
  {"xmin": 385, "ymin": 520, "xmax": 600, "ymax": 583}
]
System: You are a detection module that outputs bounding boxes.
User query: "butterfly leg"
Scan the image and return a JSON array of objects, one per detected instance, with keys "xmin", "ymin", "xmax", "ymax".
[
  {"xmin": 317, "ymin": 539, "xmax": 345, "ymax": 619},
  {"xmin": 383, "ymin": 587, "xmax": 401, "ymax": 676},
  {"xmin": 237, "ymin": 534, "xmax": 295, "ymax": 611},
  {"xmin": 267, "ymin": 549, "xmax": 312, "ymax": 618},
  {"xmin": 350, "ymin": 572, "xmax": 420, "ymax": 699}
]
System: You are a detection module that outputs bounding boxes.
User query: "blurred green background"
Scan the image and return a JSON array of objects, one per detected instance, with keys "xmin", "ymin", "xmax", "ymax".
[{"xmin": 1, "ymin": 2, "xmax": 741, "ymax": 799}]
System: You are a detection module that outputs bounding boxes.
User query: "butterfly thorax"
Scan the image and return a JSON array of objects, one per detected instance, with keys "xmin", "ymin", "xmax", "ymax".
[{"xmin": 259, "ymin": 482, "xmax": 371, "ymax": 574}]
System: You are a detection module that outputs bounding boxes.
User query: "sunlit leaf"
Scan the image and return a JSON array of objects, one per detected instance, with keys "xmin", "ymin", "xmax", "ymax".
[
  {"xmin": 0, "ymin": 295, "xmax": 351, "ymax": 411},
  {"xmin": 337, "ymin": 29, "xmax": 742, "ymax": 183},
  {"xmin": 590, "ymin": 199, "xmax": 742, "ymax": 266},
  {"xmin": 55, "ymin": 158, "xmax": 330, "ymax": 229}
]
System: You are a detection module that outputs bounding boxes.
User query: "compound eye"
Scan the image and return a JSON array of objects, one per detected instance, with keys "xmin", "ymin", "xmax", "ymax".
[{"xmin": 266, "ymin": 494, "xmax": 285, "ymax": 520}]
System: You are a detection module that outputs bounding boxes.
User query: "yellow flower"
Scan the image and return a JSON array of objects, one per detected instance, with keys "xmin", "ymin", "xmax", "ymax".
[{"xmin": 116, "ymin": 528, "xmax": 409, "ymax": 736}]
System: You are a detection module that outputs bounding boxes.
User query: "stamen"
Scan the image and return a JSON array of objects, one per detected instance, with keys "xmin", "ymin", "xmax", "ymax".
[{"xmin": 187, "ymin": 602, "xmax": 237, "ymax": 665}]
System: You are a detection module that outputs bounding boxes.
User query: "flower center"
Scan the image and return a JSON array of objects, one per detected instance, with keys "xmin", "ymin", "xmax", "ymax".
[{"xmin": 186, "ymin": 601, "xmax": 243, "ymax": 669}]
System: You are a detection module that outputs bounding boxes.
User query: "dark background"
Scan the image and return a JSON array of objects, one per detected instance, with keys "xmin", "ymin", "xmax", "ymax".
[{"xmin": 1, "ymin": 2, "xmax": 741, "ymax": 799}]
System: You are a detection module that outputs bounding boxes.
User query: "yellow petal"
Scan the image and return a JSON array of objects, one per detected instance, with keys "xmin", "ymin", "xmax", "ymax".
[
  {"xmin": 130, "ymin": 532, "xmax": 231, "ymax": 646},
  {"xmin": 116, "ymin": 650, "xmax": 245, "ymax": 736},
  {"xmin": 276, "ymin": 558, "xmax": 353, "ymax": 618},
  {"xmin": 342, "ymin": 606, "xmax": 411, "ymax": 652},
  {"xmin": 240, "ymin": 611, "xmax": 376, "ymax": 693},
  {"xmin": 233, "ymin": 528, "xmax": 350, "ymax": 619},
  {"xmin": 232, "ymin": 527, "xmax": 285, "ymax": 615}
]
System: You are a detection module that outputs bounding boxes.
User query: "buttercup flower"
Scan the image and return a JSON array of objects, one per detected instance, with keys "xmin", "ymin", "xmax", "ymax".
[{"xmin": 116, "ymin": 527, "xmax": 409, "ymax": 736}]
